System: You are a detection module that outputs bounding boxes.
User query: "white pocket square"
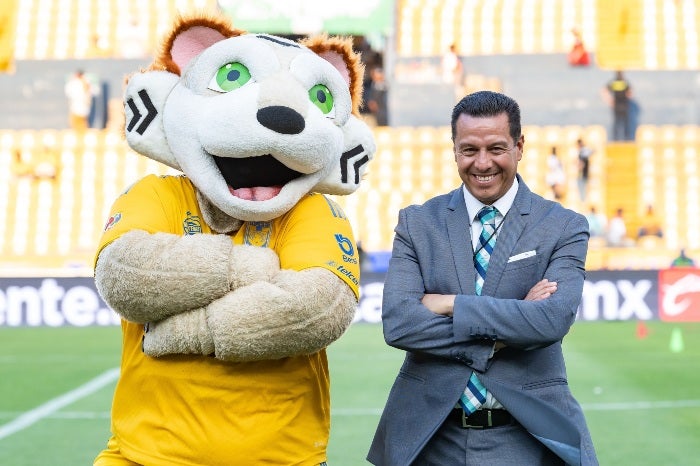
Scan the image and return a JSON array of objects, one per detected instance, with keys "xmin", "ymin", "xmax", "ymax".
[{"xmin": 508, "ymin": 250, "xmax": 536, "ymax": 263}]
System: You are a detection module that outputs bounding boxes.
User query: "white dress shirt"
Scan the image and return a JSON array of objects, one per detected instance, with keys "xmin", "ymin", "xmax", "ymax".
[{"xmin": 463, "ymin": 178, "xmax": 518, "ymax": 250}]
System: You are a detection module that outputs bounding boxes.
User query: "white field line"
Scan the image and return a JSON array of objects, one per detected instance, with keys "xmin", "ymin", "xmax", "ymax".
[
  {"xmin": 0, "ymin": 411, "xmax": 111, "ymax": 419},
  {"xmin": 1, "ymin": 394, "xmax": 698, "ymax": 432},
  {"xmin": 1, "ymin": 398, "xmax": 699, "ymax": 421},
  {"xmin": 0, "ymin": 368, "xmax": 119, "ymax": 440},
  {"xmin": 333, "ymin": 399, "xmax": 700, "ymax": 416},
  {"xmin": 580, "ymin": 399, "xmax": 700, "ymax": 411}
]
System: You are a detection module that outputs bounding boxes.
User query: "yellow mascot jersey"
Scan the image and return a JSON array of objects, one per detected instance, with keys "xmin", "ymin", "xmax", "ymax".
[{"xmin": 94, "ymin": 174, "xmax": 360, "ymax": 466}]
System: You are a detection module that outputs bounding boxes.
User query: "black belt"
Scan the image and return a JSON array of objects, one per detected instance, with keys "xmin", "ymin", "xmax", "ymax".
[{"xmin": 450, "ymin": 408, "xmax": 516, "ymax": 429}]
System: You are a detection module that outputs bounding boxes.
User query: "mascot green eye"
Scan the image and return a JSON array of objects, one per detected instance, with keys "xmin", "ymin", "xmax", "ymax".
[
  {"xmin": 308, "ymin": 84, "xmax": 334, "ymax": 116},
  {"xmin": 208, "ymin": 62, "xmax": 251, "ymax": 92}
]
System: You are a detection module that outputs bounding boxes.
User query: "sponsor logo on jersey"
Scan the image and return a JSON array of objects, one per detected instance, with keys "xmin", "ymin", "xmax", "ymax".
[
  {"xmin": 326, "ymin": 260, "xmax": 359, "ymax": 287},
  {"xmin": 104, "ymin": 212, "xmax": 122, "ymax": 231},
  {"xmin": 334, "ymin": 233, "xmax": 357, "ymax": 264},
  {"xmin": 245, "ymin": 221, "xmax": 272, "ymax": 247},
  {"xmin": 334, "ymin": 233, "xmax": 354, "ymax": 256},
  {"xmin": 183, "ymin": 211, "xmax": 202, "ymax": 235}
]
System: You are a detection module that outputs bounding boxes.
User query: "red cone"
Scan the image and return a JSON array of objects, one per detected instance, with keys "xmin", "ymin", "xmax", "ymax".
[{"xmin": 636, "ymin": 320, "xmax": 649, "ymax": 339}]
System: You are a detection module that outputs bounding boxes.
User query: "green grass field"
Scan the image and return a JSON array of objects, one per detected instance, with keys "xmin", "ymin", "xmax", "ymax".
[{"xmin": 1, "ymin": 321, "xmax": 699, "ymax": 465}]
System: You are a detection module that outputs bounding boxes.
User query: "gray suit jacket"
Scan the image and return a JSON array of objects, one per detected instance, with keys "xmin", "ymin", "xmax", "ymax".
[{"xmin": 367, "ymin": 177, "xmax": 598, "ymax": 466}]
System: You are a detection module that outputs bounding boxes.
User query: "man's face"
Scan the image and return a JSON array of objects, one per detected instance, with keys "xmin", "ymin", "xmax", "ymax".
[{"xmin": 453, "ymin": 112, "xmax": 523, "ymax": 205}]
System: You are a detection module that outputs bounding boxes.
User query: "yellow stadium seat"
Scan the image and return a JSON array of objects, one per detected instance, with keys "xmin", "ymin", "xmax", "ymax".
[
  {"xmin": 373, "ymin": 126, "xmax": 394, "ymax": 147},
  {"xmin": 680, "ymin": 125, "xmax": 699, "ymax": 144},
  {"xmin": 10, "ymin": 124, "xmax": 700, "ymax": 269}
]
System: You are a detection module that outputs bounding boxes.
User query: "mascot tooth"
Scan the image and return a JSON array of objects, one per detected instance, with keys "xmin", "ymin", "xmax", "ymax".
[{"xmin": 93, "ymin": 12, "xmax": 375, "ymax": 466}]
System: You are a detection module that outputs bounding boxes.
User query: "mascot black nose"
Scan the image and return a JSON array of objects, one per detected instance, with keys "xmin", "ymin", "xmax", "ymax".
[{"xmin": 256, "ymin": 106, "xmax": 305, "ymax": 135}]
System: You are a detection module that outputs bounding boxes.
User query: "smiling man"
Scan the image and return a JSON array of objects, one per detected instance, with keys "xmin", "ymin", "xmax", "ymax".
[{"xmin": 368, "ymin": 91, "xmax": 598, "ymax": 466}]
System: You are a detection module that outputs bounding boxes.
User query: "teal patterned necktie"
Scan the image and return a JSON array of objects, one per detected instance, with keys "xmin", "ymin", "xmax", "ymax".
[
  {"xmin": 459, "ymin": 206, "xmax": 499, "ymax": 415},
  {"xmin": 474, "ymin": 206, "xmax": 498, "ymax": 295}
]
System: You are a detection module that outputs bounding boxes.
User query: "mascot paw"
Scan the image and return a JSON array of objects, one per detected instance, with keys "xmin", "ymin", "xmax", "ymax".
[
  {"xmin": 229, "ymin": 245, "xmax": 280, "ymax": 289},
  {"xmin": 142, "ymin": 308, "xmax": 215, "ymax": 357}
]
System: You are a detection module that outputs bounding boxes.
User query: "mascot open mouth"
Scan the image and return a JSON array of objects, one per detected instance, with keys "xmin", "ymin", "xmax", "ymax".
[{"xmin": 213, "ymin": 154, "xmax": 303, "ymax": 201}]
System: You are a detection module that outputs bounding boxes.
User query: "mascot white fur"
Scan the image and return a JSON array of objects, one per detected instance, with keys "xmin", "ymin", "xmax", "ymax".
[{"xmin": 93, "ymin": 13, "xmax": 375, "ymax": 466}]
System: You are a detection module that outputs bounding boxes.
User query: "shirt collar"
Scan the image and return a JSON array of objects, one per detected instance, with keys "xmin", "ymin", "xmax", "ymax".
[{"xmin": 462, "ymin": 177, "xmax": 519, "ymax": 222}]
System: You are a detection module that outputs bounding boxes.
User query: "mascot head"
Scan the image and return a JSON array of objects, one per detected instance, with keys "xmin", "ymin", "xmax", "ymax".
[{"xmin": 123, "ymin": 14, "xmax": 375, "ymax": 223}]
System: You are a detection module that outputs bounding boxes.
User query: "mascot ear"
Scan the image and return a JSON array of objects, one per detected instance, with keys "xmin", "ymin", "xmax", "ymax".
[
  {"xmin": 302, "ymin": 35, "xmax": 364, "ymax": 116},
  {"xmin": 313, "ymin": 115, "xmax": 376, "ymax": 195},
  {"xmin": 156, "ymin": 15, "xmax": 243, "ymax": 75},
  {"xmin": 124, "ymin": 15, "xmax": 245, "ymax": 170}
]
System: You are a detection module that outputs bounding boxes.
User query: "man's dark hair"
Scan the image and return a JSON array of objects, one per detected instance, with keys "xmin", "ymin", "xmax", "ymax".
[{"xmin": 451, "ymin": 91, "xmax": 521, "ymax": 143}]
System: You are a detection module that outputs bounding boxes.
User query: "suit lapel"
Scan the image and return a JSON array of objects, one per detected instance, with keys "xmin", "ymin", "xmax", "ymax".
[
  {"xmin": 481, "ymin": 178, "xmax": 532, "ymax": 296},
  {"xmin": 446, "ymin": 189, "xmax": 475, "ymax": 295}
]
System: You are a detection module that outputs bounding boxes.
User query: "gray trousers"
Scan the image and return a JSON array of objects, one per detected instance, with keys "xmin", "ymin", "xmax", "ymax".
[{"xmin": 412, "ymin": 416, "xmax": 565, "ymax": 466}]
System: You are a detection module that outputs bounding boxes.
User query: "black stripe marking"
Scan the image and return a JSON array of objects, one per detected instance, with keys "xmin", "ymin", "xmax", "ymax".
[
  {"xmin": 340, "ymin": 144, "xmax": 365, "ymax": 183},
  {"xmin": 256, "ymin": 34, "xmax": 301, "ymax": 48}
]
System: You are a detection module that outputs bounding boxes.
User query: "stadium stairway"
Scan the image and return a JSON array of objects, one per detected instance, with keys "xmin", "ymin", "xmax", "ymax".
[{"xmin": 604, "ymin": 142, "xmax": 639, "ymax": 231}]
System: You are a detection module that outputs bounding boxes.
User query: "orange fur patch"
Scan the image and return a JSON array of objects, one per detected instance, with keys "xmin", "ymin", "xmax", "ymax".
[{"xmin": 302, "ymin": 35, "xmax": 365, "ymax": 116}]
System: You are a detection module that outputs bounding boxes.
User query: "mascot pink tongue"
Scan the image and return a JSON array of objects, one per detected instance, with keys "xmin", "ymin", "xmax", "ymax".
[{"xmin": 229, "ymin": 185, "xmax": 282, "ymax": 201}]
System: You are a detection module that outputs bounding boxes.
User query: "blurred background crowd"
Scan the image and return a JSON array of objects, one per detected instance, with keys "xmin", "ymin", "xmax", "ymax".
[{"xmin": 2, "ymin": 0, "xmax": 700, "ymax": 276}]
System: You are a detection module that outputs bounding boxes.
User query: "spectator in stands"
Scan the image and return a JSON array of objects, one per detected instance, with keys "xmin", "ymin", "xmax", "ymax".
[
  {"xmin": 567, "ymin": 27, "xmax": 590, "ymax": 67},
  {"xmin": 87, "ymin": 33, "xmax": 111, "ymax": 58},
  {"xmin": 355, "ymin": 37, "xmax": 377, "ymax": 116},
  {"xmin": 627, "ymin": 96, "xmax": 641, "ymax": 140},
  {"xmin": 671, "ymin": 248, "xmax": 696, "ymax": 268},
  {"xmin": 441, "ymin": 43, "xmax": 465, "ymax": 100},
  {"xmin": 11, "ymin": 149, "xmax": 34, "ymax": 180},
  {"xmin": 576, "ymin": 138, "xmax": 594, "ymax": 202},
  {"xmin": 64, "ymin": 69, "xmax": 97, "ymax": 131},
  {"xmin": 88, "ymin": 75, "xmax": 110, "ymax": 130},
  {"xmin": 357, "ymin": 240, "xmax": 371, "ymax": 272},
  {"xmin": 607, "ymin": 207, "xmax": 634, "ymax": 247},
  {"xmin": 34, "ymin": 143, "xmax": 59, "ymax": 180},
  {"xmin": 366, "ymin": 67, "xmax": 389, "ymax": 126},
  {"xmin": 356, "ymin": 37, "xmax": 381, "ymax": 117},
  {"xmin": 601, "ymin": 70, "xmax": 633, "ymax": 141},
  {"xmin": 637, "ymin": 204, "xmax": 663, "ymax": 238},
  {"xmin": 584, "ymin": 205, "xmax": 607, "ymax": 238},
  {"xmin": 545, "ymin": 146, "xmax": 566, "ymax": 201},
  {"xmin": 368, "ymin": 90, "xmax": 598, "ymax": 466},
  {"xmin": 10, "ymin": 145, "xmax": 59, "ymax": 181}
]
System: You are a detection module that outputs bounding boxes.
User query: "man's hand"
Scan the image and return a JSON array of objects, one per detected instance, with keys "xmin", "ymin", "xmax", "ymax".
[
  {"xmin": 421, "ymin": 294, "xmax": 456, "ymax": 316},
  {"xmin": 492, "ymin": 279, "xmax": 556, "ymax": 351},
  {"xmin": 422, "ymin": 279, "xmax": 556, "ymax": 316},
  {"xmin": 525, "ymin": 279, "xmax": 557, "ymax": 301},
  {"xmin": 423, "ymin": 280, "xmax": 557, "ymax": 351}
]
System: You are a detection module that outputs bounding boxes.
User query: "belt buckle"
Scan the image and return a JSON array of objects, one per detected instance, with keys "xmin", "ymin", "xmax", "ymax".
[{"xmin": 461, "ymin": 409, "xmax": 489, "ymax": 429}]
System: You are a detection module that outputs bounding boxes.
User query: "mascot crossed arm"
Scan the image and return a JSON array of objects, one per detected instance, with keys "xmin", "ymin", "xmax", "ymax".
[{"xmin": 93, "ymin": 13, "xmax": 374, "ymax": 466}]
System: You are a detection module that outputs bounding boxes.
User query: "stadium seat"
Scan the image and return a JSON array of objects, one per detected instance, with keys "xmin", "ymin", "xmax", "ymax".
[
  {"xmin": 13, "ymin": 0, "xmax": 220, "ymax": 59},
  {"xmin": 5, "ymin": 125, "xmax": 700, "ymax": 270},
  {"xmin": 396, "ymin": 0, "xmax": 600, "ymax": 57}
]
